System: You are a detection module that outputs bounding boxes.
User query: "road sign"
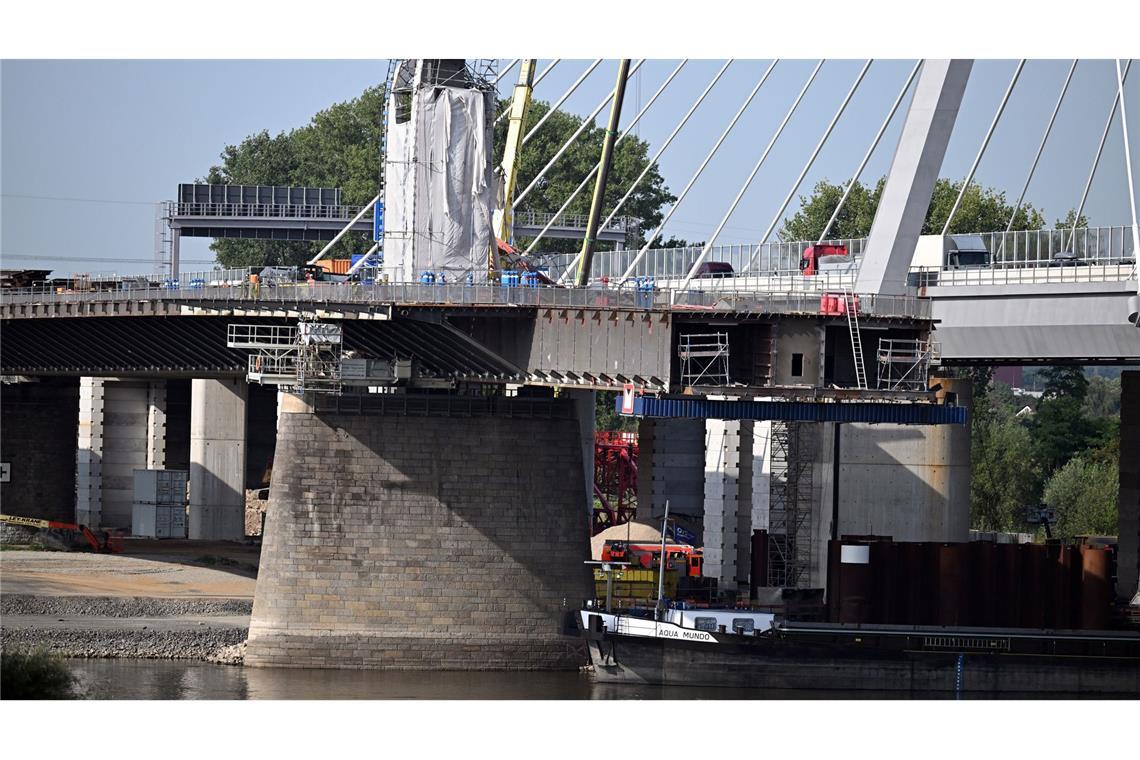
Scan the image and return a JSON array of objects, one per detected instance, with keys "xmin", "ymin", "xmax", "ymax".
[
  {"xmin": 621, "ymin": 383, "xmax": 635, "ymax": 414},
  {"xmin": 373, "ymin": 202, "xmax": 385, "ymax": 241}
]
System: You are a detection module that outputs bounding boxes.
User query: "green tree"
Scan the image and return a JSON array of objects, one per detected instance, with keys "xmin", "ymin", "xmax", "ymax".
[
  {"xmin": 207, "ymin": 86, "xmax": 675, "ymax": 267},
  {"xmin": 494, "ymin": 97, "xmax": 676, "ymax": 254},
  {"xmin": 1032, "ymin": 367, "xmax": 1099, "ymax": 474},
  {"xmin": 779, "ymin": 178, "xmax": 884, "ymax": 242},
  {"xmin": 779, "ymin": 178, "xmax": 1048, "ymax": 242},
  {"xmin": 1055, "ymin": 208, "xmax": 1089, "ymax": 230},
  {"xmin": 1043, "ymin": 453, "xmax": 1118, "ymax": 539},
  {"xmin": 1083, "ymin": 376, "xmax": 1122, "ymax": 419},
  {"xmin": 206, "ymin": 87, "xmax": 386, "ymax": 268},
  {"xmin": 969, "ymin": 370, "xmax": 1040, "ymax": 530}
]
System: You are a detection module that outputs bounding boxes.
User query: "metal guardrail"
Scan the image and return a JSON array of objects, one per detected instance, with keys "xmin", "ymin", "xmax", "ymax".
[
  {"xmin": 512, "ymin": 210, "xmax": 640, "ymax": 233},
  {"xmin": 169, "ymin": 201, "xmax": 367, "ymax": 221},
  {"xmin": 541, "ymin": 238, "xmax": 867, "ymax": 281},
  {"xmin": 977, "ymin": 225, "xmax": 1136, "ymax": 268},
  {"xmin": 0, "ymin": 281, "xmax": 931, "ymax": 321},
  {"xmin": 909, "ymin": 263, "xmax": 1137, "ymax": 287},
  {"xmin": 540, "ymin": 227, "xmax": 1137, "ymax": 283}
]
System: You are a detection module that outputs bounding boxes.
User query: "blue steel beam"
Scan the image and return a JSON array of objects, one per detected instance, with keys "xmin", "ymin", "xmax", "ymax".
[{"xmin": 618, "ymin": 395, "xmax": 966, "ymax": 425}]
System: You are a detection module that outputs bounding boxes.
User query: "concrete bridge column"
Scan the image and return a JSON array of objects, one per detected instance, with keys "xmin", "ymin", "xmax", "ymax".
[
  {"xmin": 703, "ymin": 417, "xmax": 742, "ymax": 588},
  {"xmin": 1120, "ymin": 371, "xmax": 1140, "ymax": 602},
  {"xmin": 76, "ymin": 377, "xmax": 105, "ymax": 527},
  {"xmin": 189, "ymin": 378, "xmax": 247, "ymax": 540},
  {"xmin": 245, "ymin": 393, "xmax": 591, "ymax": 670},
  {"xmin": 146, "ymin": 381, "xmax": 166, "ymax": 470}
]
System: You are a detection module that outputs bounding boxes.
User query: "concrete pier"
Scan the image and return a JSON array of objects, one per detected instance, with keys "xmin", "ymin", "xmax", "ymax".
[
  {"xmin": 0, "ymin": 378, "xmax": 79, "ymax": 523},
  {"xmin": 244, "ymin": 394, "xmax": 592, "ymax": 670},
  {"xmin": 189, "ymin": 378, "xmax": 247, "ymax": 540}
]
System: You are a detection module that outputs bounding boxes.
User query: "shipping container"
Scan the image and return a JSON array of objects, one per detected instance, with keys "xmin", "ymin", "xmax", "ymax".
[{"xmin": 133, "ymin": 469, "xmax": 188, "ymax": 505}]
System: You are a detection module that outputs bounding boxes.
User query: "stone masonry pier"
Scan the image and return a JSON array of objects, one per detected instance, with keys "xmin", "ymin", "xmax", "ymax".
[{"xmin": 244, "ymin": 393, "xmax": 592, "ymax": 670}]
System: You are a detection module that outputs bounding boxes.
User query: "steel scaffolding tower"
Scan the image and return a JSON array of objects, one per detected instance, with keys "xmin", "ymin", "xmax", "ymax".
[{"xmin": 767, "ymin": 421, "xmax": 816, "ymax": 588}]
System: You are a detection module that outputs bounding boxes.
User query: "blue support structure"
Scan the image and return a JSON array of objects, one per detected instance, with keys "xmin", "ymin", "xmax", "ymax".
[{"xmin": 617, "ymin": 395, "xmax": 966, "ymax": 425}]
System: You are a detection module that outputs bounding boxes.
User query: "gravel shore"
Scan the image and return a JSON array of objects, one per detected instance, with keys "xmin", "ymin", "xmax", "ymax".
[{"xmin": 1, "ymin": 594, "xmax": 251, "ymax": 664}]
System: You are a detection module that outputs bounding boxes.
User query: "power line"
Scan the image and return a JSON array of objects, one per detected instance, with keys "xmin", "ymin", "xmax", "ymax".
[
  {"xmin": 1, "ymin": 253, "xmax": 214, "ymax": 265},
  {"xmin": 1, "ymin": 193, "xmax": 158, "ymax": 206}
]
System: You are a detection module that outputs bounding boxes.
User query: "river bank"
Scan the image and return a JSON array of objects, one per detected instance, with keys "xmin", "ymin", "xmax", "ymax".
[
  {"xmin": 1, "ymin": 594, "xmax": 250, "ymax": 663},
  {"xmin": 0, "ymin": 544, "xmax": 258, "ymax": 665}
]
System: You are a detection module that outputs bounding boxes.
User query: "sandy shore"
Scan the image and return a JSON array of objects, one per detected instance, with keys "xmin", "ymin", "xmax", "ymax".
[{"xmin": 1, "ymin": 544, "xmax": 258, "ymax": 664}]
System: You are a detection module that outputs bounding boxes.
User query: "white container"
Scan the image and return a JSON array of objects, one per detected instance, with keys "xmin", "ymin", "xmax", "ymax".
[
  {"xmin": 132, "ymin": 503, "xmax": 157, "ymax": 538},
  {"xmin": 133, "ymin": 469, "xmax": 188, "ymax": 505},
  {"xmin": 157, "ymin": 504, "xmax": 187, "ymax": 539}
]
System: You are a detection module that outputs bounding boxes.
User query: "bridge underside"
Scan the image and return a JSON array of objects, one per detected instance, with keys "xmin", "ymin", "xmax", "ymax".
[
  {"xmin": 931, "ymin": 283, "xmax": 1140, "ymax": 364},
  {"xmin": 1, "ymin": 306, "xmax": 933, "ymax": 398}
]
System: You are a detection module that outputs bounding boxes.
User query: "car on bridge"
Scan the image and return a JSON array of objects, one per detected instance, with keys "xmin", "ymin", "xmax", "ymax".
[{"xmin": 1048, "ymin": 251, "xmax": 1087, "ymax": 267}]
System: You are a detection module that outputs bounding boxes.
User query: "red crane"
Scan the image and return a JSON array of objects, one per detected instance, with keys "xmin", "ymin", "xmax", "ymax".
[{"xmin": 592, "ymin": 431, "xmax": 639, "ymax": 535}]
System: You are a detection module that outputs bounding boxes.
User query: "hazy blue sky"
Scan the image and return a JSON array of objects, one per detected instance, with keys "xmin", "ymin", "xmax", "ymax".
[{"xmin": 2, "ymin": 59, "xmax": 1137, "ymax": 275}]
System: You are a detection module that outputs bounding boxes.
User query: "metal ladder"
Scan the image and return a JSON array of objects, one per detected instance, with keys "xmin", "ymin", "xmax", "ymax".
[{"xmin": 844, "ymin": 289, "xmax": 867, "ymax": 390}]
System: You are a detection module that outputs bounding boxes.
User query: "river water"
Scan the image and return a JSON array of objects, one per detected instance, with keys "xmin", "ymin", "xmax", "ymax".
[{"xmin": 63, "ymin": 658, "xmax": 1076, "ymax": 699}]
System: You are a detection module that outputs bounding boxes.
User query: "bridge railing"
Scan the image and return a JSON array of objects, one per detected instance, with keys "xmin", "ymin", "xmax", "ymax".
[
  {"xmin": 169, "ymin": 201, "xmax": 367, "ymax": 221},
  {"xmin": 981, "ymin": 225, "xmax": 1136, "ymax": 268},
  {"xmin": 0, "ymin": 280, "xmax": 929, "ymax": 320},
  {"xmin": 540, "ymin": 238, "xmax": 867, "ymax": 281},
  {"xmin": 909, "ymin": 262, "xmax": 1138, "ymax": 287},
  {"xmin": 512, "ymin": 210, "xmax": 640, "ymax": 234}
]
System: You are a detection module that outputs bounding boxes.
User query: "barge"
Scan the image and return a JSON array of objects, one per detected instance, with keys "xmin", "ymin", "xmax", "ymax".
[{"xmin": 579, "ymin": 607, "xmax": 1140, "ymax": 695}]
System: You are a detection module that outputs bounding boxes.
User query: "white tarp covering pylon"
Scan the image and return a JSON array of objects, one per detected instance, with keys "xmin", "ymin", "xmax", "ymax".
[{"xmin": 382, "ymin": 62, "xmax": 496, "ymax": 283}]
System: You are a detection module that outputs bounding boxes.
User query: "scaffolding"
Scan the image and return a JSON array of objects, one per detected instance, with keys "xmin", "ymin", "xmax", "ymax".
[
  {"xmin": 678, "ymin": 332, "xmax": 730, "ymax": 388},
  {"xmin": 767, "ymin": 421, "xmax": 816, "ymax": 588},
  {"xmin": 876, "ymin": 338, "xmax": 941, "ymax": 392},
  {"xmin": 226, "ymin": 321, "xmax": 344, "ymax": 394}
]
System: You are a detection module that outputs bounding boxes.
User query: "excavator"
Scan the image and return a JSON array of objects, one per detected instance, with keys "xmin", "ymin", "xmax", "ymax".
[{"xmin": 0, "ymin": 513, "xmax": 122, "ymax": 553}]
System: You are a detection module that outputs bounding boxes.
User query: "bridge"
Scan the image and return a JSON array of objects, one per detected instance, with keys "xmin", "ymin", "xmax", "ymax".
[{"xmin": 2, "ymin": 57, "xmax": 1138, "ymax": 672}]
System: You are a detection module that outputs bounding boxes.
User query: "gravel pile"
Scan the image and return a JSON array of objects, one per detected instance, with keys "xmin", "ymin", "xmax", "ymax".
[
  {"xmin": 1, "ymin": 594, "xmax": 253, "ymax": 618},
  {"xmin": 1, "ymin": 625, "xmax": 248, "ymax": 662}
]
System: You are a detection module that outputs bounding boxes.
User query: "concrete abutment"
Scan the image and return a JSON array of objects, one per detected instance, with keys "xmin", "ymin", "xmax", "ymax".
[{"xmin": 244, "ymin": 393, "xmax": 592, "ymax": 670}]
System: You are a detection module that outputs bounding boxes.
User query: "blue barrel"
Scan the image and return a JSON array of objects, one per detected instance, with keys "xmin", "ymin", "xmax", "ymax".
[
  {"xmin": 502, "ymin": 270, "xmax": 518, "ymax": 287},
  {"xmin": 419, "ymin": 271, "xmax": 435, "ymax": 285},
  {"xmin": 465, "ymin": 273, "xmax": 474, "ymax": 287},
  {"xmin": 522, "ymin": 271, "xmax": 538, "ymax": 288},
  {"xmin": 437, "ymin": 272, "xmax": 447, "ymax": 285}
]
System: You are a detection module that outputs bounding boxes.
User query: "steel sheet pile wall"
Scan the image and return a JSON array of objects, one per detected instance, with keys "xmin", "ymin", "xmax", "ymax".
[{"xmin": 827, "ymin": 539, "xmax": 1114, "ymax": 630}]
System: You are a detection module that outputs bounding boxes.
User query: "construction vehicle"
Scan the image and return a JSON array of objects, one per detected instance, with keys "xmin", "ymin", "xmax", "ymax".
[
  {"xmin": 601, "ymin": 540, "xmax": 703, "ymax": 577},
  {"xmin": 799, "ymin": 243, "xmax": 856, "ymax": 276},
  {"xmin": 0, "ymin": 513, "xmax": 122, "ymax": 553}
]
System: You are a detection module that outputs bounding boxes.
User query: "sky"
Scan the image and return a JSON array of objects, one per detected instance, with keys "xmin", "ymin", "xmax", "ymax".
[{"xmin": 1, "ymin": 58, "xmax": 1137, "ymax": 276}]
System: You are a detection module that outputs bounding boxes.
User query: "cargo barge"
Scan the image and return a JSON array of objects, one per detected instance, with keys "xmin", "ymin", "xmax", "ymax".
[{"xmin": 579, "ymin": 608, "xmax": 1140, "ymax": 695}]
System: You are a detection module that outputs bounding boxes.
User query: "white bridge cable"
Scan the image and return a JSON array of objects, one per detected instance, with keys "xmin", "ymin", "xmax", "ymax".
[
  {"xmin": 676, "ymin": 59, "xmax": 825, "ymax": 291},
  {"xmin": 553, "ymin": 60, "xmax": 732, "ymax": 280},
  {"xmin": 524, "ymin": 59, "xmax": 689, "ymax": 258},
  {"xmin": 495, "ymin": 59, "xmax": 561, "ymax": 124},
  {"xmin": 616, "ymin": 59, "xmax": 780, "ymax": 284},
  {"xmin": 306, "ymin": 194, "xmax": 380, "ymax": 265},
  {"xmin": 1118, "ymin": 59, "xmax": 1140, "ymax": 281},
  {"xmin": 513, "ymin": 59, "xmax": 646, "ymax": 208},
  {"xmin": 749, "ymin": 59, "xmax": 873, "ymax": 261},
  {"xmin": 941, "ymin": 59, "xmax": 1026, "ymax": 235},
  {"xmin": 1069, "ymin": 60, "xmax": 1132, "ymax": 249},
  {"xmin": 598, "ymin": 62, "xmax": 733, "ymax": 240},
  {"xmin": 493, "ymin": 59, "xmax": 521, "ymax": 86},
  {"xmin": 1004, "ymin": 59, "xmax": 1078, "ymax": 240},
  {"xmin": 522, "ymin": 59, "xmax": 603, "ymax": 145},
  {"xmin": 818, "ymin": 60, "xmax": 922, "ymax": 244}
]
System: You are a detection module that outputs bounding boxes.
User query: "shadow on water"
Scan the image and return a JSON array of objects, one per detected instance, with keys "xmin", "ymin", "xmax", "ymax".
[{"xmin": 65, "ymin": 660, "xmax": 1114, "ymax": 700}]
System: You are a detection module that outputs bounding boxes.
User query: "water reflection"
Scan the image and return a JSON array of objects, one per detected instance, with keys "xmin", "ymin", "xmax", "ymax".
[{"xmin": 66, "ymin": 659, "xmax": 1100, "ymax": 700}]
